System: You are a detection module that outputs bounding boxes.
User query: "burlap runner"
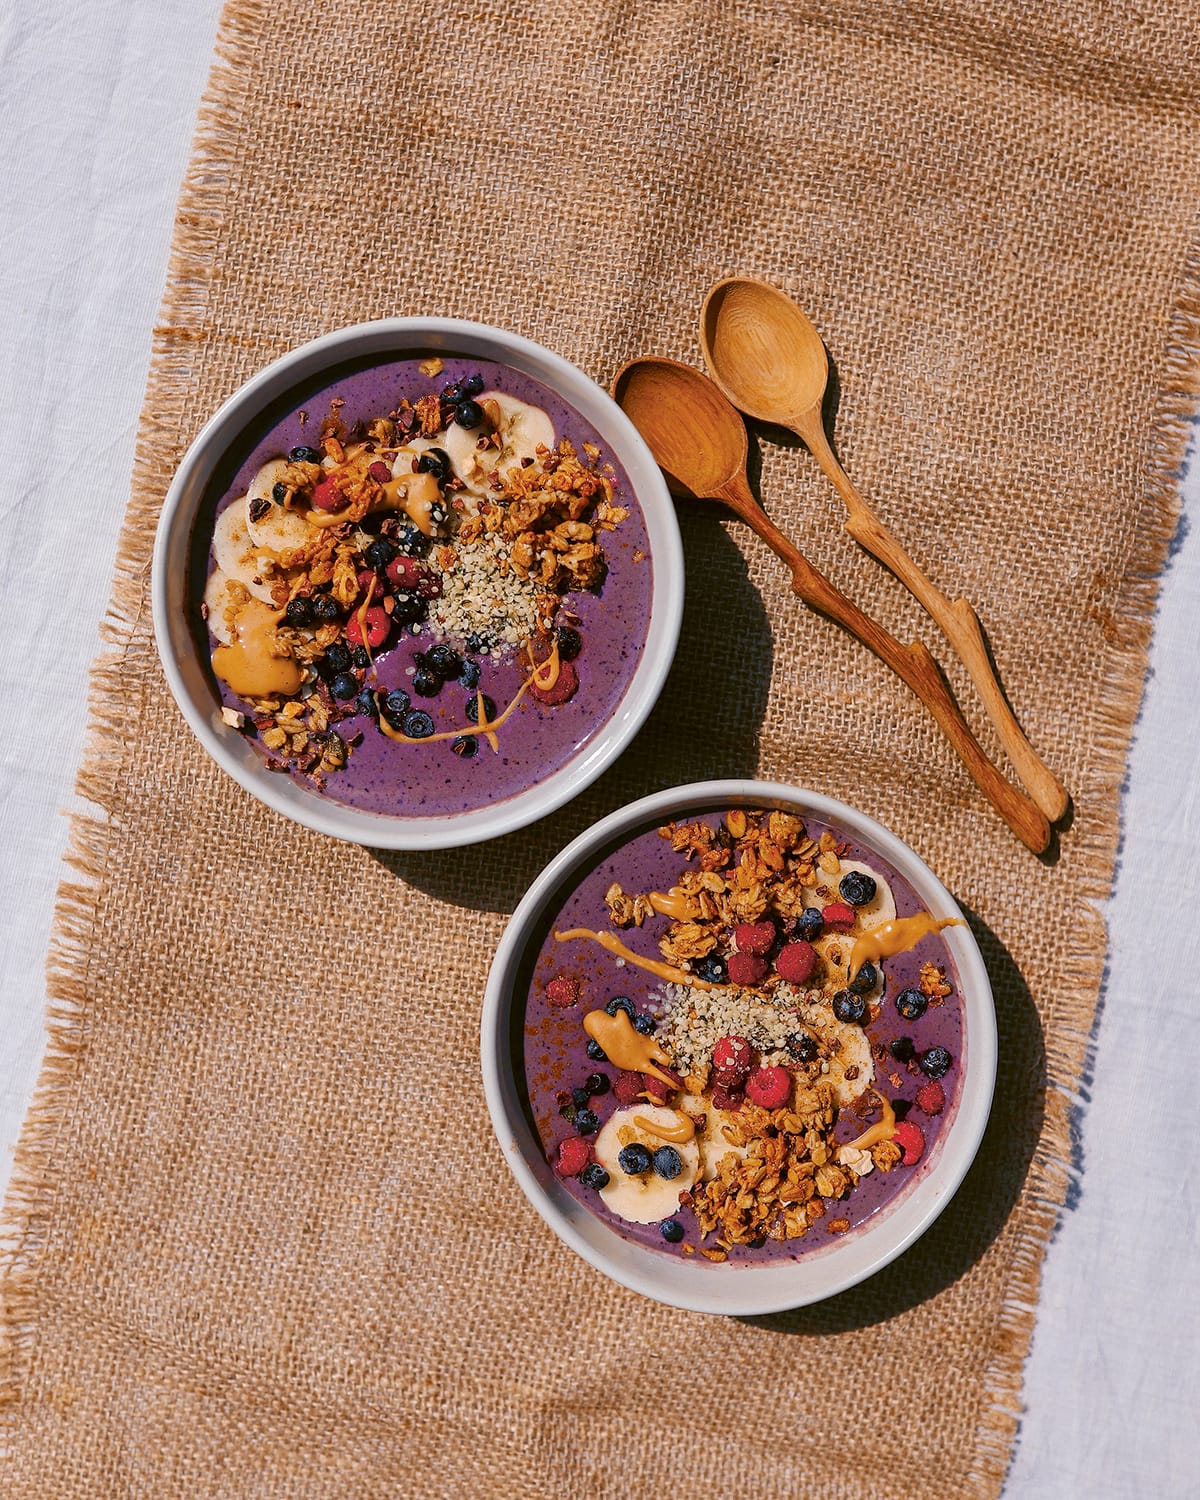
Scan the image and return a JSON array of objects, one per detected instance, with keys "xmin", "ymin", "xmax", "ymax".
[{"xmin": 4, "ymin": 2, "xmax": 1198, "ymax": 1494}]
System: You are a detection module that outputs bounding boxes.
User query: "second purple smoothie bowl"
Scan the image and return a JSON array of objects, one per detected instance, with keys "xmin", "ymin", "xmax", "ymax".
[{"xmin": 152, "ymin": 319, "xmax": 683, "ymax": 849}]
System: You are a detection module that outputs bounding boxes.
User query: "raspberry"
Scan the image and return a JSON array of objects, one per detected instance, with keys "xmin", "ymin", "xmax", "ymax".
[
  {"xmin": 821, "ymin": 902, "xmax": 856, "ymax": 929},
  {"xmin": 713, "ymin": 1035, "xmax": 753, "ymax": 1079},
  {"xmin": 916, "ymin": 1080, "xmax": 946, "ymax": 1116},
  {"xmin": 613, "ymin": 1070, "xmax": 645, "ymax": 1105},
  {"xmin": 356, "ymin": 569, "xmax": 378, "ymax": 597},
  {"xmin": 711, "ymin": 1083, "xmax": 744, "ymax": 1112},
  {"xmin": 733, "ymin": 919, "xmax": 775, "ymax": 955},
  {"xmin": 528, "ymin": 658, "xmax": 579, "ymax": 706},
  {"xmin": 892, "ymin": 1119, "xmax": 925, "ymax": 1166},
  {"xmin": 345, "ymin": 605, "xmax": 391, "ymax": 649},
  {"xmin": 745, "ymin": 1065, "xmax": 792, "ymax": 1110},
  {"xmin": 639, "ymin": 1072, "xmax": 672, "ymax": 1103},
  {"xmin": 776, "ymin": 940, "xmax": 817, "ymax": 985},
  {"xmin": 554, "ymin": 1137, "xmax": 592, "ymax": 1177},
  {"xmin": 544, "ymin": 974, "xmax": 581, "ymax": 1009},
  {"xmin": 312, "ymin": 477, "xmax": 346, "ymax": 513},
  {"xmin": 727, "ymin": 951, "xmax": 768, "ymax": 987},
  {"xmin": 386, "ymin": 555, "xmax": 424, "ymax": 591}
]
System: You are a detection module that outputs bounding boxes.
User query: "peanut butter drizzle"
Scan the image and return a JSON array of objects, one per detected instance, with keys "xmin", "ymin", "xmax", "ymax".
[
  {"xmin": 377, "ymin": 471, "xmax": 440, "ymax": 534},
  {"xmin": 844, "ymin": 1091, "xmax": 897, "ymax": 1152},
  {"xmin": 527, "ymin": 639, "xmax": 560, "ymax": 691},
  {"xmin": 648, "ymin": 887, "xmax": 692, "ymax": 920},
  {"xmin": 848, "ymin": 912, "xmax": 965, "ymax": 981},
  {"xmin": 632, "ymin": 1111, "xmax": 695, "ymax": 1143},
  {"xmin": 581, "ymin": 1009, "xmax": 676, "ymax": 1087},
  {"xmin": 554, "ymin": 927, "xmax": 714, "ymax": 992},
  {"xmin": 212, "ymin": 602, "xmax": 302, "ymax": 699},
  {"xmin": 376, "ymin": 672, "xmax": 533, "ymax": 750}
]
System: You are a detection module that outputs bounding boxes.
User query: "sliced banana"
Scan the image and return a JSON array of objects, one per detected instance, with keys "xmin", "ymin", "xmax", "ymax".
[
  {"xmin": 389, "ymin": 435, "xmax": 441, "ymax": 480},
  {"xmin": 594, "ymin": 1105, "xmax": 702, "ymax": 1225},
  {"xmin": 243, "ymin": 458, "xmax": 312, "ymax": 552},
  {"xmin": 804, "ymin": 859, "xmax": 896, "ymax": 931},
  {"xmin": 790, "ymin": 998, "xmax": 875, "ymax": 1107},
  {"xmin": 690, "ymin": 1105, "xmax": 751, "ymax": 1183},
  {"xmin": 203, "ymin": 568, "xmax": 240, "ymax": 645},
  {"xmin": 211, "ymin": 497, "xmax": 279, "ymax": 604},
  {"xmin": 442, "ymin": 391, "xmax": 555, "ymax": 495}
]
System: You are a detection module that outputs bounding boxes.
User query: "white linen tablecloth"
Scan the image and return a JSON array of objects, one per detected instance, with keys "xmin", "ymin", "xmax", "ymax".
[{"xmin": 1, "ymin": 5, "xmax": 1196, "ymax": 1493}]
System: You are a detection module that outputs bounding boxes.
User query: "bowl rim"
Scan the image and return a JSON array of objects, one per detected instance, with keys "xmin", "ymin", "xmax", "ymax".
[
  {"xmin": 481, "ymin": 778, "xmax": 997, "ymax": 1316},
  {"xmin": 151, "ymin": 317, "xmax": 683, "ymax": 849}
]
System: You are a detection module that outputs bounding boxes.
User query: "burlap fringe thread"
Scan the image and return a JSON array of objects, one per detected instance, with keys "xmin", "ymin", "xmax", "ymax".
[{"xmin": 3, "ymin": 3, "xmax": 1198, "ymax": 1493}]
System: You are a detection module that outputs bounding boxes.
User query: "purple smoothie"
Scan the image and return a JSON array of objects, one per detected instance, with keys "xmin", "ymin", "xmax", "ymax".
[
  {"xmin": 521, "ymin": 807, "xmax": 966, "ymax": 1264},
  {"xmin": 199, "ymin": 355, "xmax": 653, "ymax": 819}
]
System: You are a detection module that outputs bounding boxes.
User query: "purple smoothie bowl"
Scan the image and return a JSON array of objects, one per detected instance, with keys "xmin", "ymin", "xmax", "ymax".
[
  {"xmin": 151, "ymin": 319, "xmax": 682, "ymax": 848},
  {"xmin": 482, "ymin": 780, "xmax": 996, "ymax": 1315}
]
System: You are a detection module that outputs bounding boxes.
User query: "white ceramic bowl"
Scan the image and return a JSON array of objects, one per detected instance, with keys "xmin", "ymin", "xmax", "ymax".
[
  {"xmin": 482, "ymin": 779, "xmax": 996, "ymax": 1315},
  {"xmin": 152, "ymin": 319, "xmax": 683, "ymax": 849}
]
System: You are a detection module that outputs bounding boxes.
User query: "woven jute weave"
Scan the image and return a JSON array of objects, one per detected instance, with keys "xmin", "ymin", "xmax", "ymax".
[{"xmin": 4, "ymin": 2, "xmax": 1199, "ymax": 1495}]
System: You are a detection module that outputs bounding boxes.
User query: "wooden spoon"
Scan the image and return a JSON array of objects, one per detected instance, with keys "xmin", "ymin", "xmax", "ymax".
[
  {"xmin": 612, "ymin": 355, "xmax": 1051, "ymax": 855},
  {"xmin": 699, "ymin": 276, "xmax": 1069, "ymax": 825}
]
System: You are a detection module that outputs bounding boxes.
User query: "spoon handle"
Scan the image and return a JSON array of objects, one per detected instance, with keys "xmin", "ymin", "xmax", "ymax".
[
  {"xmin": 720, "ymin": 480, "xmax": 1050, "ymax": 853},
  {"xmin": 791, "ymin": 406, "xmax": 1069, "ymax": 824}
]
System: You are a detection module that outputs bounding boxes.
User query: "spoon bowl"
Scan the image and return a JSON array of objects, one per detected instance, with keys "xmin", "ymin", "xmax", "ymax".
[
  {"xmin": 611, "ymin": 356, "xmax": 747, "ymax": 501},
  {"xmin": 701, "ymin": 276, "xmax": 829, "ymax": 425}
]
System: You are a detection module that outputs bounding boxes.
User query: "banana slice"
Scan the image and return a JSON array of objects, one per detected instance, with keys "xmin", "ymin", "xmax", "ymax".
[
  {"xmin": 243, "ymin": 458, "xmax": 312, "ymax": 552},
  {"xmin": 804, "ymin": 859, "xmax": 896, "ymax": 931},
  {"xmin": 389, "ymin": 435, "xmax": 441, "ymax": 480},
  {"xmin": 690, "ymin": 1105, "xmax": 750, "ymax": 1183},
  {"xmin": 442, "ymin": 391, "xmax": 555, "ymax": 495},
  {"xmin": 790, "ymin": 998, "xmax": 876, "ymax": 1107},
  {"xmin": 593, "ymin": 1105, "xmax": 702, "ymax": 1224},
  {"xmin": 203, "ymin": 569, "xmax": 241, "ymax": 645},
  {"xmin": 812, "ymin": 932, "xmax": 886, "ymax": 998},
  {"xmin": 211, "ymin": 497, "xmax": 279, "ymax": 604}
]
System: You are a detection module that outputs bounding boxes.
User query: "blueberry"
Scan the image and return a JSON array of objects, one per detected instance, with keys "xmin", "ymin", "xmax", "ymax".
[
  {"xmin": 330, "ymin": 671, "xmax": 358, "ymax": 702},
  {"xmin": 890, "ymin": 1036, "xmax": 916, "ymax": 1063},
  {"xmin": 365, "ymin": 538, "xmax": 395, "ymax": 570},
  {"xmin": 412, "ymin": 668, "xmax": 441, "ymax": 698},
  {"xmin": 575, "ymin": 1109, "xmax": 600, "ymax": 1136},
  {"xmin": 441, "ymin": 380, "xmax": 464, "ymax": 403},
  {"xmin": 271, "ymin": 481, "xmax": 288, "ymax": 504},
  {"xmin": 416, "ymin": 447, "xmax": 451, "ymax": 481},
  {"xmin": 351, "ymin": 645, "xmax": 370, "ymax": 669},
  {"xmin": 617, "ymin": 1143, "xmax": 652, "ymax": 1176},
  {"xmin": 325, "ymin": 642, "xmax": 351, "ymax": 674},
  {"xmin": 796, "ymin": 907, "xmax": 824, "ymax": 941},
  {"xmin": 465, "ymin": 631, "xmax": 489, "ymax": 655},
  {"xmin": 659, "ymin": 1218, "xmax": 685, "ymax": 1244},
  {"xmin": 401, "ymin": 709, "xmax": 435, "ymax": 739},
  {"xmin": 555, "ymin": 626, "xmax": 582, "ymax": 661},
  {"xmin": 848, "ymin": 960, "xmax": 878, "ymax": 996},
  {"xmin": 605, "ymin": 996, "xmax": 635, "ymax": 1019},
  {"xmin": 284, "ymin": 596, "xmax": 313, "ymax": 626},
  {"xmin": 451, "ymin": 735, "xmax": 478, "ymax": 759},
  {"xmin": 571, "ymin": 1087, "xmax": 591, "ymax": 1109},
  {"xmin": 382, "ymin": 688, "xmax": 410, "ymax": 725},
  {"xmin": 652, "ymin": 1145, "xmax": 683, "ymax": 1179},
  {"xmin": 832, "ymin": 989, "xmax": 868, "ymax": 1025},
  {"xmin": 895, "ymin": 987, "xmax": 928, "ymax": 1021},
  {"xmin": 425, "ymin": 643, "xmax": 461, "ymax": 679},
  {"xmin": 394, "ymin": 524, "xmax": 429, "ymax": 557},
  {"xmin": 461, "ymin": 373, "xmax": 485, "ymax": 397},
  {"xmin": 458, "ymin": 692, "xmax": 494, "ymax": 723},
  {"xmin": 839, "ymin": 870, "xmax": 878, "ymax": 907},
  {"xmin": 920, "ymin": 1045, "xmax": 953, "ymax": 1079},
  {"xmin": 288, "ymin": 444, "xmax": 322, "ymax": 464},
  {"xmin": 786, "ymin": 1031, "xmax": 818, "ymax": 1063},
  {"xmin": 391, "ymin": 590, "xmax": 426, "ymax": 625},
  {"xmin": 356, "ymin": 689, "xmax": 379, "ymax": 720},
  {"xmin": 458, "ymin": 658, "xmax": 481, "ymax": 691},
  {"xmin": 693, "ymin": 954, "xmax": 727, "ymax": 984},
  {"xmin": 585, "ymin": 1072, "xmax": 609, "ymax": 1096},
  {"xmin": 585, "ymin": 1039, "xmax": 607, "ymax": 1063},
  {"xmin": 312, "ymin": 594, "xmax": 340, "ymax": 622},
  {"xmin": 580, "ymin": 1163, "xmax": 610, "ymax": 1191},
  {"xmin": 454, "ymin": 399, "xmax": 484, "ymax": 429},
  {"xmin": 633, "ymin": 1015, "xmax": 656, "ymax": 1035}
]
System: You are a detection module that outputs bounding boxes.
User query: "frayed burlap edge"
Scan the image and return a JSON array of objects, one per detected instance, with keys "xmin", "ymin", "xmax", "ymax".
[
  {"xmin": 0, "ymin": 0, "xmax": 265, "ymax": 1445},
  {"xmin": 1, "ymin": 1, "xmax": 1196, "ymax": 1491}
]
